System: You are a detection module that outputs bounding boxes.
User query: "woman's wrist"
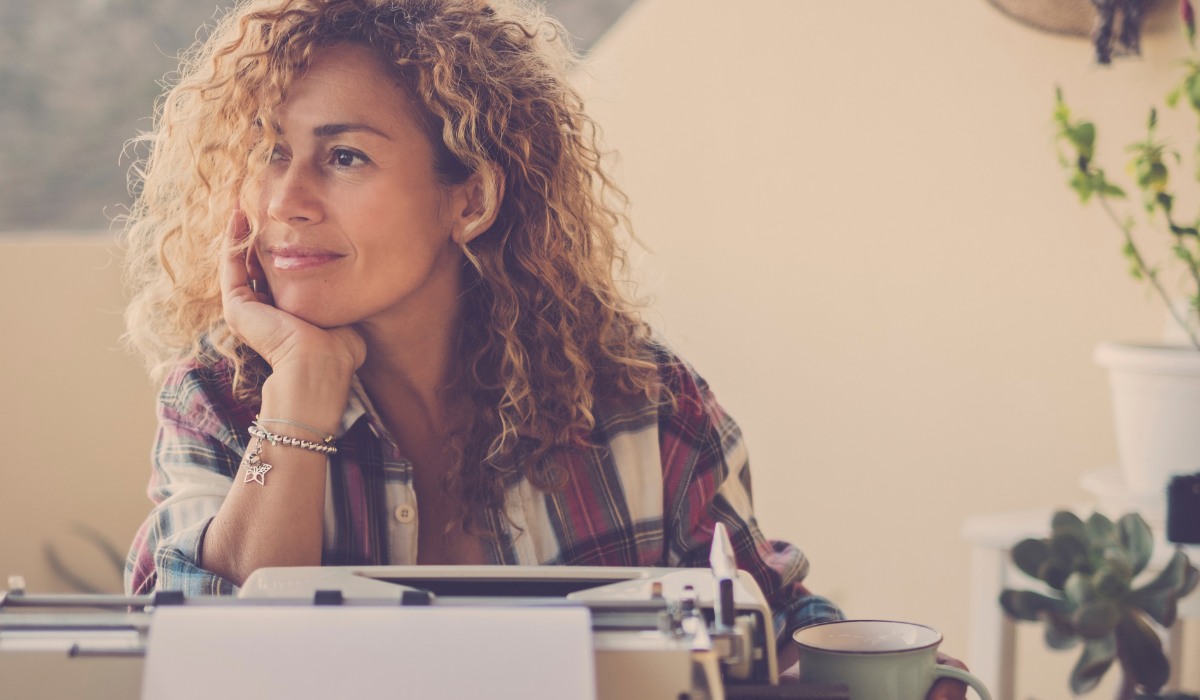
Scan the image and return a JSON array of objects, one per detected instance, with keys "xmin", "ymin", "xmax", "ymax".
[{"xmin": 262, "ymin": 360, "xmax": 355, "ymax": 436}]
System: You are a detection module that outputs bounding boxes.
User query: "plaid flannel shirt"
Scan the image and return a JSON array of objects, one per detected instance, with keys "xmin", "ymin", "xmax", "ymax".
[{"xmin": 125, "ymin": 341, "xmax": 843, "ymax": 644}]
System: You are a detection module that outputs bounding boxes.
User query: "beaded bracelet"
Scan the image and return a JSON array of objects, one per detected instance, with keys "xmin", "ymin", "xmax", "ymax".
[
  {"xmin": 249, "ymin": 423, "xmax": 339, "ymax": 455},
  {"xmin": 255, "ymin": 415, "xmax": 336, "ymax": 445}
]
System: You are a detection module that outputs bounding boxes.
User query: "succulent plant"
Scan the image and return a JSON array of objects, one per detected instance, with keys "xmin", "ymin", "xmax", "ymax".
[{"xmin": 999, "ymin": 511, "xmax": 1198, "ymax": 699}]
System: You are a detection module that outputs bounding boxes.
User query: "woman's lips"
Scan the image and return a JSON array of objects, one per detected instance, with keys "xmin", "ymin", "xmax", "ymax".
[{"xmin": 268, "ymin": 246, "xmax": 344, "ymax": 271}]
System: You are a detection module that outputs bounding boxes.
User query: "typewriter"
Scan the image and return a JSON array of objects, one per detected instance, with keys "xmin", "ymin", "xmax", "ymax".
[{"xmin": 0, "ymin": 524, "xmax": 846, "ymax": 700}]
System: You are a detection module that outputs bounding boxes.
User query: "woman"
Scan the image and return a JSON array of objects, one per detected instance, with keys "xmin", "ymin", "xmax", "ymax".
[{"xmin": 120, "ymin": 0, "xmax": 967, "ymax": 690}]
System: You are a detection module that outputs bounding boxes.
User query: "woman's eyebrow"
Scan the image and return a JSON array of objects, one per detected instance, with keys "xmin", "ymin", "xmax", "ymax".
[{"xmin": 312, "ymin": 123, "xmax": 393, "ymax": 140}]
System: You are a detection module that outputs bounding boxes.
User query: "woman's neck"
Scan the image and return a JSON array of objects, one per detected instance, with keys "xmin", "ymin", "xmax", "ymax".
[{"xmin": 354, "ymin": 263, "xmax": 463, "ymax": 440}]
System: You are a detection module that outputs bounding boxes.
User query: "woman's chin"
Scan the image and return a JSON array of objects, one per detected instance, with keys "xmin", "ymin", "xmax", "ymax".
[{"xmin": 273, "ymin": 294, "xmax": 358, "ymax": 329}]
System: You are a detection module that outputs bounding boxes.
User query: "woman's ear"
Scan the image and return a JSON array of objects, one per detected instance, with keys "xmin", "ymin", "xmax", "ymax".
[{"xmin": 450, "ymin": 163, "xmax": 505, "ymax": 245}]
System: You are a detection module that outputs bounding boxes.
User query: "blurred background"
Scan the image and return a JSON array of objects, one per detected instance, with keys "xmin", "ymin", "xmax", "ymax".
[{"xmin": 2, "ymin": 0, "xmax": 1199, "ymax": 698}]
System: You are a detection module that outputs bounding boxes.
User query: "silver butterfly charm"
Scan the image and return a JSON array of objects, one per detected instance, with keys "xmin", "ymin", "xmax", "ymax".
[
  {"xmin": 241, "ymin": 438, "xmax": 273, "ymax": 485},
  {"xmin": 244, "ymin": 459, "xmax": 272, "ymax": 485}
]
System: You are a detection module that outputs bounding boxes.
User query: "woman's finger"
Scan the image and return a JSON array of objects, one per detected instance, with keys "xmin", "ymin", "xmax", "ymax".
[
  {"xmin": 928, "ymin": 653, "xmax": 969, "ymax": 700},
  {"xmin": 220, "ymin": 206, "xmax": 253, "ymax": 300},
  {"xmin": 246, "ymin": 244, "xmax": 273, "ymax": 305},
  {"xmin": 218, "ymin": 206, "xmax": 284, "ymax": 353},
  {"xmin": 927, "ymin": 678, "xmax": 968, "ymax": 700},
  {"xmin": 777, "ymin": 661, "xmax": 800, "ymax": 684},
  {"xmin": 936, "ymin": 652, "xmax": 969, "ymax": 671}
]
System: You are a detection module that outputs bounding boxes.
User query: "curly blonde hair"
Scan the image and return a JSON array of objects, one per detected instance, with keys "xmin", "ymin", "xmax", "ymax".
[{"xmin": 123, "ymin": 0, "xmax": 660, "ymax": 527}]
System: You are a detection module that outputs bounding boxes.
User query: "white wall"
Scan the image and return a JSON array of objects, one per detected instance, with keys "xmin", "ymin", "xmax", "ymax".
[
  {"xmin": 0, "ymin": 235, "xmax": 159, "ymax": 597},
  {"xmin": 579, "ymin": 0, "xmax": 1196, "ymax": 695}
]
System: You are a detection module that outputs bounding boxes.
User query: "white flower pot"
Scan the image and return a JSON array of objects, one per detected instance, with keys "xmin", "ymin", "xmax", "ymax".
[{"xmin": 1094, "ymin": 342, "xmax": 1200, "ymax": 496}]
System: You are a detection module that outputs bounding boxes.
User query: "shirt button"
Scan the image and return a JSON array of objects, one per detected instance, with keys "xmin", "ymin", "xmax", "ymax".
[{"xmin": 394, "ymin": 504, "xmax": 416, "ymax": 524}]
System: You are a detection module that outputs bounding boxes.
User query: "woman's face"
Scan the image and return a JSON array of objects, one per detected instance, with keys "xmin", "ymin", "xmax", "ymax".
[{"xmin": 251, "ymin": 44, "xmax": 470, "ymax": 330}]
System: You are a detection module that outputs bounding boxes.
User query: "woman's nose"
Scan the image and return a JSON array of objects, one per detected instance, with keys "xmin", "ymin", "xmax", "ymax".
[{"xmin": 266, "ymin": 161, "xmax": 324, "ymax": 225}]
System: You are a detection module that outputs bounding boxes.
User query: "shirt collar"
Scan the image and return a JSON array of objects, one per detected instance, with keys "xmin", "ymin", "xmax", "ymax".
[
  {"xmin": 338, "ymin": 374, "xmax": 543, "ymax": 442},
  {"xmin": 340, "ymin": 373, "xmax": 382, "ymax": 439}
]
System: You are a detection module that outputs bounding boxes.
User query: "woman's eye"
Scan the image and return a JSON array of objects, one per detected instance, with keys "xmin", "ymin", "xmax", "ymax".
[
  {"xmin": 333, "ymin": 149, "xmax": 369, "ymax": 168},
  {"xmin": 269, "ymin": 147, "xmax": 285, "ymax": 162}
]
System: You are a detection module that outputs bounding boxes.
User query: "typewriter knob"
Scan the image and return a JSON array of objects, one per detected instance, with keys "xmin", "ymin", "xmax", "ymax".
[{"xmin": 680, "ymin": 584, "xmax": 696, "ymax": 613}]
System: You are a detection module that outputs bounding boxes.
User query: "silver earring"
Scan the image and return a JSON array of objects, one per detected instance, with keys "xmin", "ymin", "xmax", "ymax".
[{"xmin": 250, "ymin": 279, "xmax": 259, "ymax": 293}]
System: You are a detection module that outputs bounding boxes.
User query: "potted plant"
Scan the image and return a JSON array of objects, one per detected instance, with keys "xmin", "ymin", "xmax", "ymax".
[
  {"xmin": 999, "ymin": 510, "xmax": 1197, "ymax": 699},
  {"xmin": 1054, "ymin": 1, "xmax": 1200, "ymax": 503}
]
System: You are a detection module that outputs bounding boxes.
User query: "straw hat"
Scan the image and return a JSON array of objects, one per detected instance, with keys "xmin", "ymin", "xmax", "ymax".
[{"xmin": 983, "ymin": 0, "xmax": 1163, "ymax": 38}]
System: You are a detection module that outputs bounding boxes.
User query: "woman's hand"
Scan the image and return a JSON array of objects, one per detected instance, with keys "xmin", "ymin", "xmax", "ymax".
[
  {"xmin": 219, "ymin": 205, "xmax": 366, "ymax": 382},
  {"xmin": 202, "ymin": 205, "xmax": 368, "ymax": 583},
  {"xmin": 929, "ymin": 652, "xmax": 969, "ymax": 700}
]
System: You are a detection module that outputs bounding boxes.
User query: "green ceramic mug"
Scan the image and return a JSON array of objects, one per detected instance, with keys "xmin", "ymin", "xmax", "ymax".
[{"xmin": 793, "ymin": 620, "xmax": 992, "ymax": 700}]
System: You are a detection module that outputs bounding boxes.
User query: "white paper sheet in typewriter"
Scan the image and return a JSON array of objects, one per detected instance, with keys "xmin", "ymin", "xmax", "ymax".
[{"xmin": 141, "ymin": 605, "xmax": 595, "ymax": 700}]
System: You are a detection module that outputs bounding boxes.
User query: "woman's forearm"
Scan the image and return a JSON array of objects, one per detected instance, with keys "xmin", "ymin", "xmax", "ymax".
[{"xmin": 200, "ymin": 361, "xmax": 353, "ymax": 586}]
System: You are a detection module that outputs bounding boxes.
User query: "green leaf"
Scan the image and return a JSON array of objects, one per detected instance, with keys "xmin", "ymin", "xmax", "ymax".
[
  {"xmin": 1141, "ymin": 163, "xmax": 1169, "ymax": 192},
  {"xmin": 1167, "ymin": 85, "xmax": 1183, "ymax": 108},
  {"xmin": 1045, "ymin": 612, "xmax": 1080, "ymax": 650},
  {"xmin": 999, "ymin": 589, "xmax": 1069, "ymax": 621},
  {"xmin": 1012, "ymin": 539, "xmax": 1051, "ymax": 580},
  {"xmin": 1188, "ymin": 72, "xmax": 1200, "ymax": 113},
  {"xmin": 1040, "ymin": 559, "xmax": 1072, "ymax": 590},
  {"xmin": 1138, "ymin": 550, "xmax": 1190, "ymax": 596},
  {"xmin": 1073, "ymin": 600, "xmax": 1121, "ymax": 638},
  {"xmin": 1072, "ymin": 122, "xmax": 1096, "ymax": 160},
  {"xmin": 1187, "ymin": 72, "xmax": 1200, "ymax": 111},
  {"xmin": 1053, "ymin": 510, "xmax": 1086, "ymax": 535},
  {"xmin": 1181, "ymin": 560, "xmax": 1199, "ymax": 598},
  {"xmin": 1053, "ymin": 531, "xmax": 1089, "ymax": 566},
  {"xmin": 1070, "ymin": 171, "xmax": 1095, "ymax": 202},
  {"xmin": 1131, "ymin": 586, "xmax": 1179, "ymax": 628},
  {"xmin": 1117, "ymin": 612, "xmax": 1169, "ymax": 692},
  {"xmin": 1055, "ymin": 86, "xmax": 1069, "ymax": 124},
  {"xmin": 1099, "ymin": 181, "xmax": 1128, "ymax": 198},
  {"xmin": 1102, "ymin": 546, "xmax": 1135, "ymax": 584},
  {"xmin": 1086, "ymin": 512, "xmax": 1116, "ymax": 544},
  {"xmin": 1118, "ymin": 514, "xmax": 1154, "ymax": 576},
  {"xmin": 1070, "ymin": 635, "xmax": 1117, "ymax": 695},
  {"xmin": 1093, "ymin": 568, "xmax": 1129, "ymax": 598},
  {"xmin": 998, "ymin": 590, "xmax": 1036, "ymax": 621},
  {"xmin": 1066, "ymin": 571, "xmax": 1098, "ymax": 607},
  {"xmin": 1124, "ymin": 242, "xmax": 1145, "ymax": 280}
]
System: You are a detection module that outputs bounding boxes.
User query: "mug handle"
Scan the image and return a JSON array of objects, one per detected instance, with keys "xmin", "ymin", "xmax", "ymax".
[{"xmin": 934, "ymin": 664, "xmax": 993, "ymax": 700}]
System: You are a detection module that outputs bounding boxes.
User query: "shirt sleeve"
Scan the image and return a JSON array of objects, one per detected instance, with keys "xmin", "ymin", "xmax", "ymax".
[
  {"xmin": 657, "ymin": 350, "xmax": 845, "ymax": 645},
  {"xmin": 124, "ymin": 366, "xmax": 244, "ymax": 597}
]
